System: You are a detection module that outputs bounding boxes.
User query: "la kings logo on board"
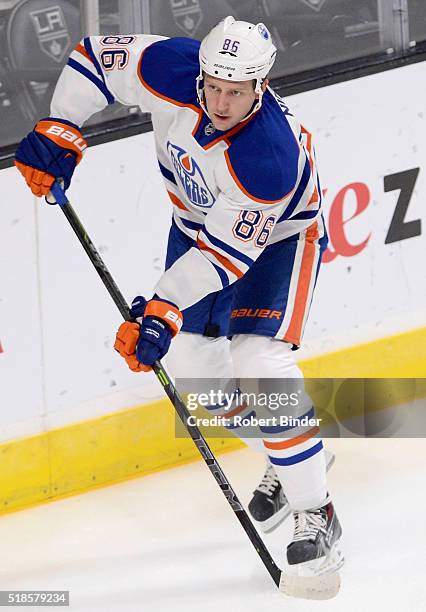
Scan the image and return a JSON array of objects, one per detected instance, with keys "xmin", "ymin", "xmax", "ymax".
[
  {"xmin": 30, "ymin": 5, "xmax": 70, "ymax": 63},
  {"xmin": 167, "ymin": 142, "xmax": 216, "ymax": 208},
  {"xmin": 298, "ymin": 0, "xmax": 327, "ymax": 11},
  {"xmin": 169, "ymin": 0, "xmax": 203, "ymax": 37}
]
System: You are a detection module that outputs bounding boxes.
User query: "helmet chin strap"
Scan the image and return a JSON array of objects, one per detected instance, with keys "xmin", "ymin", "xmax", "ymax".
[
  {"xmin": 196, "ymin": 73, "xmax": 210, "ymax": 119},
  {"xmin": 196, "ymin": 72, "xmax": 264, "ymax": 126},
  {"xmin": 246, "ymin": 79, "xmax": 264, "ymax": 120}
]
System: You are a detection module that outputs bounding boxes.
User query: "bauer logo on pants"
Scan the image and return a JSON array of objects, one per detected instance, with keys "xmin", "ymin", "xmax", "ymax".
[{"xmin": 231, "ymin": 308, "xmax": 283, "ymax": 320}]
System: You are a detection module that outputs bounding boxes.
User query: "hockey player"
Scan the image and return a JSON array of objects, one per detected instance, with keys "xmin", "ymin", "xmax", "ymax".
[{"xmin": 14, "ymin": 16, "xmax": 343, "ymax": 582}]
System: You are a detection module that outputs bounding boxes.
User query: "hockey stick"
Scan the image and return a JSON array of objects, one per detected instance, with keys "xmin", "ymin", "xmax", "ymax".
[
  {"xmin": 49, "ymin": 182, "xmax": 340, "ymax": 600},
  {"xmin": 49, "ymin": 182, "xmax": 280, "ymax": 582}
]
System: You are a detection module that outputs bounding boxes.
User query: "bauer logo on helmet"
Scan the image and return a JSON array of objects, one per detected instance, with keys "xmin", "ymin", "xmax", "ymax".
[{"xmin": 213, "ymin": 63, "xmax": 236, "ymax": 71}]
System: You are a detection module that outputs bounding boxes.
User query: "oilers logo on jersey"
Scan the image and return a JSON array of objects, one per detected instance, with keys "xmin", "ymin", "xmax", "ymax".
[{"xmin": 167, "ymin": 142, "xmax": 216, "ymax": 208}]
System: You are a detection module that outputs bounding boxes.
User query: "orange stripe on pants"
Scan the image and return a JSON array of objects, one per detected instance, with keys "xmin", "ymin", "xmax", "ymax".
[
  {"xmin": 283, "ymin": 222, "xmax": 319, "ymax": 346},
  {"xmin": 301, "ymin": 125, "xmax": 319, "ymax": 206}
]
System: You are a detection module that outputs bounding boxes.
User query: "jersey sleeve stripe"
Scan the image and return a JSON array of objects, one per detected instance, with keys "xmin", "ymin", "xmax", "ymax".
[
  {"xmin": 83, "ymin": 37, "xmax": 109, "ymax": 87},
  {"xmin": 75, "ymin": 43, "xmax": 93, "ymax": 63},
  {"xmin": 210, "ymin": 261, "xmax": 230, "ymax": 288},
  {"xmin": 288, "ymin": 210, "xmax": 319, "ymax": 221},
  {"xmin": 197, "ymin": 238, "xmax": 244, "ymax": 279},
  {"xmin": 308, "ymin": 184, "xmax": 320, "ymax": 207},
  {"xmin": 199, "ymin": 231, "xmax": 249, "ymax": 277},
  {"xmin": 224, "ymin": 149, "xmax": 291, "ymax": 204},
  {"xmin": 201, "ymin": 227, "xmax": 254, "ymax": 267},
  {"xmin": 158, "ymin": 160, "xmax": 177, "ymax": 184},
  {"xmin": 180, "ymin": 218, "xmax": 203, "ymax": 232},
  {"xmin": 167, "ymin": 190, "xmax": 190, "ymax": 211},
  {"xmin": 67, "ymin": 58, "xmax": 115, "ymax": 105}
]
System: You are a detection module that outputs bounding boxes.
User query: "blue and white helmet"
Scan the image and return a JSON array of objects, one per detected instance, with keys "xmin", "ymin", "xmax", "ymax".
[{"xmin": 196, "ymin": 16, "xmax": 277, "ymax": 120}]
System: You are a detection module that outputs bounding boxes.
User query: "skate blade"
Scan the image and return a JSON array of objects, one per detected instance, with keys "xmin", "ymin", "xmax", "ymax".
[
  {"xmin": 280, "ymin": 543, "xmax": 344, "ymax": 600},
  {"xmin": 257, "ymin": 505, "xmax": 292, "ymax": 533},
  {"xmin": 279, "ymin": 570, "xmax": 341, "ymax": 600}
]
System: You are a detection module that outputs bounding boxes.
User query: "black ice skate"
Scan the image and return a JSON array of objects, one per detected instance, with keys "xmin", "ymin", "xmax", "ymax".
[
  {"xmin": 287, "ymin": 497, "xmax": 343, "ymax": 568},
  {"xmin": 249, "ymin": 450, "xmax": 335, "ymax": 533},
  {"xmin": 248, "ymin": 461, "xmax": 289, "ymax": 532},
  {"xmin": 281, "ymin": 497, "xmax": 344, "ymax": 600}
]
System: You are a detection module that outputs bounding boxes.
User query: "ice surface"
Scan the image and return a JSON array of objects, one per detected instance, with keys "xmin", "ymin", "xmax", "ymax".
[{"xmin": 0, "ymin": 439, "xmax": 424, "ymax": 612}]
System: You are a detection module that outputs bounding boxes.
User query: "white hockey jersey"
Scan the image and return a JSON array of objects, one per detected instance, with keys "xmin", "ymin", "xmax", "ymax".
[{"xmin": 51, "ymin": 35, "xmax": 325, "ymax": 311}]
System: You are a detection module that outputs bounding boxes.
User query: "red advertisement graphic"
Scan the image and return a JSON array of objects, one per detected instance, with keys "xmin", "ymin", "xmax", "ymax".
[
  {"xmin": 323, "ymin": 182, "xmax": 371, "ymax": 263},
  {"xmin": 323, "ymin": 169, "xmax": 421, "ymax": 264}
]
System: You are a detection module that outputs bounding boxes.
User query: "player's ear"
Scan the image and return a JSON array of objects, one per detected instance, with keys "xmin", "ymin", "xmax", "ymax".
[{"xmin": 261, "ymin": 78, "xmax": 269, "ymax": 92}]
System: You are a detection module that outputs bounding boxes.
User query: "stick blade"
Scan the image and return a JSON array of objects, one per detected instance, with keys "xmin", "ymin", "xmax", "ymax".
[{"xmin": 279, "ymin": 571, "xmax": 341, "ymax": 600}]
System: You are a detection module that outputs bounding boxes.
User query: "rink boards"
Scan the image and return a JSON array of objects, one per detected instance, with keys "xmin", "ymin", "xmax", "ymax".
[{"xmin": 1, "ymin": 60, "xmax": 426, "ymax": 513}]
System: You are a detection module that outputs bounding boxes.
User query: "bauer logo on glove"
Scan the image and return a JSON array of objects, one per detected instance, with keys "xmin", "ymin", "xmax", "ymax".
[
  {"xmin": 114, "ymin": 296, "xmax": 183, "ymax": 372},
  {"xmin": 14, "ymin": 117, "xmax": 87, "ymax": 198}
]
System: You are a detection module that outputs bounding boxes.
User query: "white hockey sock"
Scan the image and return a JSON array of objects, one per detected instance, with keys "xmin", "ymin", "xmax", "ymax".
[{"xmin": 231, "ymin": 334, "xmax": 328, "ymax": 510}]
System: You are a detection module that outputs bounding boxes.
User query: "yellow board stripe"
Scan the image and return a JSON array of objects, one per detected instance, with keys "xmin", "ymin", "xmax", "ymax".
[
  {"xmin": 299, "ymin": 327, "xmax": 426, "ymax": 378},
  {"xmin": 0, "ymin": 398, "xmax": 244, "ymax": 515},
  {"xmin": 1, "ymin": 327, "xmax": 425, "ymax": 516}
]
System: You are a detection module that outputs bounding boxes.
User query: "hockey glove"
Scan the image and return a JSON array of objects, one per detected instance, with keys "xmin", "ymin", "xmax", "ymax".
[
  {"xmin": 114, "ymin": 296, "xmax": 183, "ymax": 372},
  {"xmin": 14, "ymin": 118, "xmax": 87, "ymax": 197}
]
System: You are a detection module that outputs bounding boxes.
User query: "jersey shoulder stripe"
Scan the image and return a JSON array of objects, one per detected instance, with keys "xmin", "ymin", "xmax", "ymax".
[
  {"xmin": 67, "ymin": 58, "xmax": 114, "ymax": 104},
  {"xmin": 83, "ymin": 38, "xmax": 107, "ymax": 84},
  {"xmin": 138, "ymin": 37, "xmax": 200, "ymax": 109},
  {"xmin": 67, "ymin": 38, "xmax": 115, "ymax": 104},
  {"xmin": 224, "ymin": 91, "xmax": 301, "ymax": 204}
]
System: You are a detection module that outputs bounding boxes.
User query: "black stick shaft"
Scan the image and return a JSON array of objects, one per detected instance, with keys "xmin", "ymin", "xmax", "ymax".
[{"xmin": 51, "ymin": 183, "xmax": 282, "ymax": 587}]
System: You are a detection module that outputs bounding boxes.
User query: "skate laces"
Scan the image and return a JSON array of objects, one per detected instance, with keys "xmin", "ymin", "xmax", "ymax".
[
  {"xmin": 293, "ymin": 508, "xmax": 327, "ymax": 542},
  {"xmin": 256, "ymin": 464, "xmax": 280, "ymax": 497}
]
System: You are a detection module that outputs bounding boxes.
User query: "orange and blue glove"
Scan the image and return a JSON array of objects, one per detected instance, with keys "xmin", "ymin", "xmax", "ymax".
[
  {"xmin": 14, "ymin": 117, "xmax": 87, "ymax": 197},
  {"xmin": 114, "ymin": 296, "xmax": 183, "ymax": 372}
]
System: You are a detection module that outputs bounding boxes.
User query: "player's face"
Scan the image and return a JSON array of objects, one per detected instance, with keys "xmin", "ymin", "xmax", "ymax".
[{"xmin": 203, "ymin": 74, "xmax": 267, "ymax": 131}]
